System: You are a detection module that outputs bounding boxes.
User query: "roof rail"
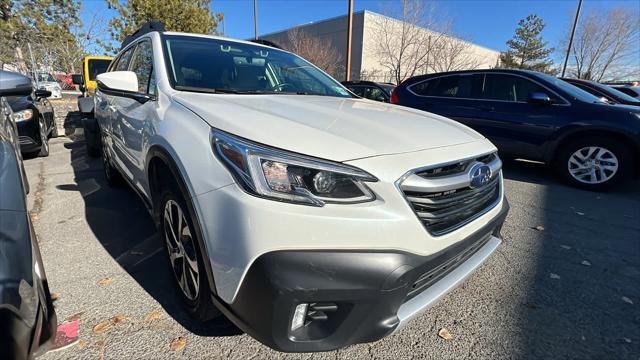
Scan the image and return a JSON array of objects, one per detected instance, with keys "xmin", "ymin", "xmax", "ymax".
[{"xmin": 121, "ymin": 21, "xmax": 165, "ymax": 50}]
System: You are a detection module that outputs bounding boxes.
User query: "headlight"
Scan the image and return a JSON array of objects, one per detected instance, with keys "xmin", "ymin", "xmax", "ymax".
[
  {"xmin": 13, "ymin": 109, "xmax": 33, "ymax": 122},
  {"xmin": 212, "ymin": 130, "xmax": 378, "ymax": 206}
]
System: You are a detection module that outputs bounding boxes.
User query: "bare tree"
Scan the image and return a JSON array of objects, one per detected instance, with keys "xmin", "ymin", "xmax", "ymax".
[
  {"xmin": 567, "ymin": 7, "xmax": 640, "ymax": 81},
  {"xmin": 368, "ymin": 0, "xmax": 450, "ymax": 84},
  {"xmin": 283, "ymin": 27, "xmax": 343, "ymax": 78},
  {"xmin": 430, "ymin": 37, "xmax": 484, "ymax": 73}
]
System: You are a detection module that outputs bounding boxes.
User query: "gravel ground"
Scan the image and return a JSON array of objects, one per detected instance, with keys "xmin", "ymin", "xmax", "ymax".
[{"xmin": 27, "ymin": 95, "xmax": 640, "ymax": 359}]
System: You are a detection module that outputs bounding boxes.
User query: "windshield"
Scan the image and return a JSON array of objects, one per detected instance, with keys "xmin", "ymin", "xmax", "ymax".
[
  {"xmin": 535, "ymin": 73, "xmax": 606, "ymax": 103},
  {"xmin": 596, "ymin": 83, "xmax": 640, "ymax": 104},
  {"xmin": 163, "ymin": 35, "xmax": 351, "ymax": 97},
  {"xmin": 36, "ymin": 73, "xmax": 54, "ymax": 82},
  {"xmin": 88, "ymin": 59, "xmax": 111, "ymax": 81}
]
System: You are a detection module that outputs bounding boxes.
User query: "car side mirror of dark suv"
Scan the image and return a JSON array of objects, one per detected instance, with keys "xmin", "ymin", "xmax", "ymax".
[
  {"xmin": 34, "ymin": 89, "xmax": 52, "ymax": 99},
  {"xmin": 71, "ymin": 74, "xmax": 83, "ymax": 85},
  {"xmin": 527, "ymin": 92, "xmax": 552, "ymax": 105}
]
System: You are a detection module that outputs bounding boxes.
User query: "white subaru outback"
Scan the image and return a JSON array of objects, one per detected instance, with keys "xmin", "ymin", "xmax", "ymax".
[{"xmin": 94, "ymin": 25, "xmax": 509, "ymax": 352}]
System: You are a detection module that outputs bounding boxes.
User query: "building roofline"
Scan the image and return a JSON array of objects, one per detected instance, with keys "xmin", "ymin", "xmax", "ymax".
[{"xmin": 260, "ymin": 10, "xmax": 366, "ymax": 38}]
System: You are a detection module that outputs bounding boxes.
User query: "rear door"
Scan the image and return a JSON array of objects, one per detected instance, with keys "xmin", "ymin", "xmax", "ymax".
[
  {"xmin": 113, "ymin": 39, "xmax": 156, "ymax": 191},
  {"xmin": 473, "ymin": 73, "xmax": 566, "ymax": 159},
  {"xmin": 408, "ymin": 73, "xmax": 483, "ymax": 123}
]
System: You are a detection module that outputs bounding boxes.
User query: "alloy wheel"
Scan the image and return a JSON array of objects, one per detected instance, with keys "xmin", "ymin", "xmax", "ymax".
[
  {"xmin": 163, "ymin": 199, "xmax": 200, "ymax": 301},
  {"xmin": 567, "ymin": 146, "xmax": 619, "ymax": 184},
  {"xmin": 39, "ymin": 118, "xmax": 49, "ymax": 154}
]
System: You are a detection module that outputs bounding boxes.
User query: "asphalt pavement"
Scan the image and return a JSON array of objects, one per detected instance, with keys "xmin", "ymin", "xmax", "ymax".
[{"xmin": 29, "ymin": 96, "xmax": 640, "ymax": 359}]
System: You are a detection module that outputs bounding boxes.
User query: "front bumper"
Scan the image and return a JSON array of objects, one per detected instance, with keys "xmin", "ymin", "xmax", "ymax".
[{"xmin": 215, "ymin": 199, "xmax": 509, "ymax": 352}]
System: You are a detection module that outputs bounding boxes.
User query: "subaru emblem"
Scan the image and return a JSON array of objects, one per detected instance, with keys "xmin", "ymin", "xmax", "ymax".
[{"xmin": 469, "ymin": 163, "xmax": 492, "ymax": 189}]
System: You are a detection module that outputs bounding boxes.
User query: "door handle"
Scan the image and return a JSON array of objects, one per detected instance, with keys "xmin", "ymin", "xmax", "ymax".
[{"xmin": 478, "ymin": 105, "xmax": 494, "ymax": 112}]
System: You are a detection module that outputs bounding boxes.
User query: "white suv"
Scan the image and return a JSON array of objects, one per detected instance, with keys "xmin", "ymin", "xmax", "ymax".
[{"xmin": 94, "ymin": 25, "xmax": 509, "ymax": 352}]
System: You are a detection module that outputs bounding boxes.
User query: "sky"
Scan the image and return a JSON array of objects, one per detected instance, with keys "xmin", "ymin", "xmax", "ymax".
[{"xmin": 81, "ymin": 0, "xmax": 640, "ymax": 56}]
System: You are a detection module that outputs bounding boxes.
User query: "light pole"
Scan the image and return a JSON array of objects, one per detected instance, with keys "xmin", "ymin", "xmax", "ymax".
[
  {"xmin": 345, "ymin": 0, "xmax": 353, "ymax": 81},
  {"xmin": 253, "ymin": 0, "xmax": 259, "ymax": 40},
  {"xmin": 561, "ymin": 0, "xmax": 583, "ymax": 78}
]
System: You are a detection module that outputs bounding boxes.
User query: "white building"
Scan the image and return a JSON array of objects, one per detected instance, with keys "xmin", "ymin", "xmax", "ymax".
[{"xmin": 261, "ymin": 10, "xmax": 500, "ymax": 83}]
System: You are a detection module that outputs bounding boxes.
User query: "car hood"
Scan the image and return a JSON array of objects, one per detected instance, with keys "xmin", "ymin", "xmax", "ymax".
[{"xmin": 172, "ymin": 93, "xmax": 484, "ymax": 162}]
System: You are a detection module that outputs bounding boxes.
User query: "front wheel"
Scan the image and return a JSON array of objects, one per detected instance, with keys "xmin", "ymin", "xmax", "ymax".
[
  {"xmin": 554, "ymin": 136, "xmax": 632, "ymax": 191},
  {"xmin": 159, "ymin": 187, "xmax": 221, "ymax": 321},
  {"xmin": 38, "ymin": 117, "xmax": 50, "ymax": 157}
]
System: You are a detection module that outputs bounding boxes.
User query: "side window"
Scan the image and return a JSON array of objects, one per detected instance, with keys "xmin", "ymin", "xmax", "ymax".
[
  {"xmin": 115, "ymin": 46, "xmax": 136, "ymax": 71},
  {"xmin": 483, "ymin": 74, "xmax": 552, "ymax": 102},
  {"xmin": 410, "ymin": 75, "xmax": 478, "ymax": 98},
  {"xmin": 129, "ymin": 41, "xmax": 154, "ymax": 93},
  {"xmin": 347, "ymin": 86, "xmax": 364, "ymax": 97},
  {"xmin": 363, "ymin": 86, "xmax": 384, "ymax": 100}
]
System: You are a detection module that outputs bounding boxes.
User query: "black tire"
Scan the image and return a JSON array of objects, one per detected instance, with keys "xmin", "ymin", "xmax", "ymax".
[
  {"xmin": 50, "ymin": 117, "xmax": 59, "ymax": 138},
  {"xmin": 554, "ymin": 136, "xmax": 633, "ymax": 191},
  {"xmin": 38, "ymin": 117, "xmax": 50, "ymax": 157},
  {"xmin": 158, "ymin": 186, "xmax": 221, "ymax": 321},
  {"xmin": 100, "ymin": 133, "xmax": 124, "ymax": 187}
]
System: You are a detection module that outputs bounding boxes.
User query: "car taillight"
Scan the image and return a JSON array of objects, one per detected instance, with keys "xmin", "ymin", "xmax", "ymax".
[{"xmin": 390, "ymin": 87, "xmax": 399, "ymax": 104}]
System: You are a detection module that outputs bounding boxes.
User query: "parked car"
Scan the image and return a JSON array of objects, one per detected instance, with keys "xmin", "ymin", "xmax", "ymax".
[
  {"xmin": 561, "ymin": 78, "xmax": 640, "ymax": 106},
  {"xmin": 0, "ymin": 70, "xmax": 57, "ymax": 359},
  {"xmin": 610, "ymin": 85, "xmax": 640, "ymax": 99},
  {"xmin": 32, "ymin": 72, "xmax": 62, "ymax": 99},
  {"xmin": 71, "ymin": 55, "xmax": 113, "ymax": 157},
  {"xmin": 392, "ymin": 69, "xmax": 640, "ymax": 190},
  {"xmin": 94, "ymin": 24, "xmax": 509, "ymax": 352},
  {"xmin": 342, "ymin": 80, "xmax": 395, "ymax": 102},
  {"xmin": 7, "ymin": 87, "xmax": 57, "ymax": 157}
]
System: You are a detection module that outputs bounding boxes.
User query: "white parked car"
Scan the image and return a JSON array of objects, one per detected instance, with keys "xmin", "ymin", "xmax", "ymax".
[
  {"xmin": 94, "ymin": 24, "xmax": 509, "ymax": 352},
  {"xmin": 34, "ymin": 72, "xmax": 62, "ymax": 99}
]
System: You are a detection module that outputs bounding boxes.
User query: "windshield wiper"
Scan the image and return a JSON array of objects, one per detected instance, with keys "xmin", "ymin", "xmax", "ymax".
[{"xmin": 174, "ymin": 85, "xmax": 243, "ymax": 94}]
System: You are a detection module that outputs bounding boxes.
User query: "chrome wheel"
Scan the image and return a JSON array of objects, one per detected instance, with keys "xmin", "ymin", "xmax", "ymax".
[
  {"xmin": 568, "ymin": 146, "xmax": 619, "ymax": 184},
  {"xmin": 39, "ymin": 118, "xmax": 49, "ymax": 153},
  {"xmin": 163, "ymin": 199, "xmax": 199, "ymax": 301}
]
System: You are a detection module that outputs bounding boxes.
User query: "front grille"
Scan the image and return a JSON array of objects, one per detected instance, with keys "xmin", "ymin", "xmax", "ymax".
[{"xmin": 399, "ymin": 153, "xmax": 502, "ymax": 236}]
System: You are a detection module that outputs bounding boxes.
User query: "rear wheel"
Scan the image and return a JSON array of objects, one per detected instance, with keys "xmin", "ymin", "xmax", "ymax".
[
  {"xmin": 554, "ymin": 136, "xmax": 632, "ymax": 191},
  {"xmin": 159, "ymin": 187, "xmax": 221, "ymax": 321},
  {"xmin": 100, "ymin": 133, "xmax": 123, "ymax": 187}
]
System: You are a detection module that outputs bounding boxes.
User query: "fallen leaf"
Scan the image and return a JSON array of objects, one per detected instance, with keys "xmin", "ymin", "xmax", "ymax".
[
  {"xmin": 93, "ymin": 320, "xmax": 111, "ymax": 333},
  {"xmin": 438, "ymin": 328, "xmax": 452, "ymax": 340},
  {"xmin": 51, "ymin": 293, "xmax": 60, "ymax": 302},
  {"xmin": 622, "ymin": 296, "xmax": 634, "ymax": 305},
  {"xmin": 581, "ymin": 260, "xmax": 591, "ymax": 266},
  {"xmin": 77, "ymin": 340, "xmax": 89, "ymax": 349},
  {"xmin": 560, "ymin": 245, "xmax": 572, "ymax": 250},
  {"xmin": 97, "ymin": 277, "xmax": 114, "ymax": 286},
  {"xmin": 549, "ymin": 273, "xmax": 561, "ymax": 279},
  {"xmin": 65, "ymin": 311, "xmax": 85, "ymax": 322},
  {"xmin": 532, "ymin": 225, "xmax": 545, "ymax": 231},
  {"xmin": 110, "ymin": 315, "xmax": 125, "ymax": 325},
  {"xmin": 144, "ymin": 309, "xmax": 164, "ymax": 322},
  {"xmin": 170, "ymin": 337, "xmax": 187, "ymax": 351}
]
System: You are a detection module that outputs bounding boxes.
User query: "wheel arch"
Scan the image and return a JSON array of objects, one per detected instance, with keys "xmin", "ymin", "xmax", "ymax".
[
  {"xmin": 545, "ymin": 127, "xmax": 640, "ymax": 165},
  {"xmin": 145, "ymin": 145, "xmax": 219, "ymax": 296}
]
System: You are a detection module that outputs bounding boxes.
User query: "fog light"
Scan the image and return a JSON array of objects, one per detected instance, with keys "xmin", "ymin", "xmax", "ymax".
[{"xmin": 291, "ymin": 303, "xmax": 308, "ymax": 331}]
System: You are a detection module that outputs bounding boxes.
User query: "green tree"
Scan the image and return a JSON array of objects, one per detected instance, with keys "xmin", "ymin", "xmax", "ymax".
[
  {"xmin": 103, "ymin": 0, "xmax": 223, "ymax": 53},
  {"xmin": 0, "ymin": 0, "xmax": 83, "ymax": 73},
  {"xmin": 499, "ymin": 14, "xmax": 556, "ymax": 74}
]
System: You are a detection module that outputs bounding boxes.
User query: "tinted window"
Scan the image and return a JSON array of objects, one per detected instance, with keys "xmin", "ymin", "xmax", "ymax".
[
  {"xmin": 347, "ymin": 86, "xmax": 365, "ymax": 97},
  {"xmin": 129, "ymin": 41, "xmax": 154, "ymax": 93},
  {"xmin": 533, "ymin": 72, "xmax": 602, "ymax": 103},
  {"xmin": 363, "ymin": 86, "xmax": 386, "ymax": 101},
  {"xmin": 483, "ymin": 74, "xmax": 550, "ymax": 102},
  {"xmin": 88, "ymin": 59, "xmax": 111, "ymax": 80},
  {"xmin": 115, "ymin": 46, "xmax": 136, "ymax": 71},
  {"xmin": 411, "ymin": 75, "xmax": 476, "ymax": 98},
  {"xmin": 164, "ymin": 35, "xmax": 350, "ymax": 97}
]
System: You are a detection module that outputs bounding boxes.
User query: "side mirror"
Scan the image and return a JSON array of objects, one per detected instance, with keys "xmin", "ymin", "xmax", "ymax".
[
  {"xmin": 96, "ymin": 71, "xmax": 153, "ymax": 103},
  {"xmin": 34, "ymin": 89, "xmax": 52, "ymax": 98},
  {"xmin": 71, "ymin": 74, "xmax": 83, "ymax": 85},
  {"xmin": 0, "ymin": 71, "xmax": 33, "ymax": 97},
  {"xmin": 527, "ymin": 92, "xmax": 552, "ymax": 105}
]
